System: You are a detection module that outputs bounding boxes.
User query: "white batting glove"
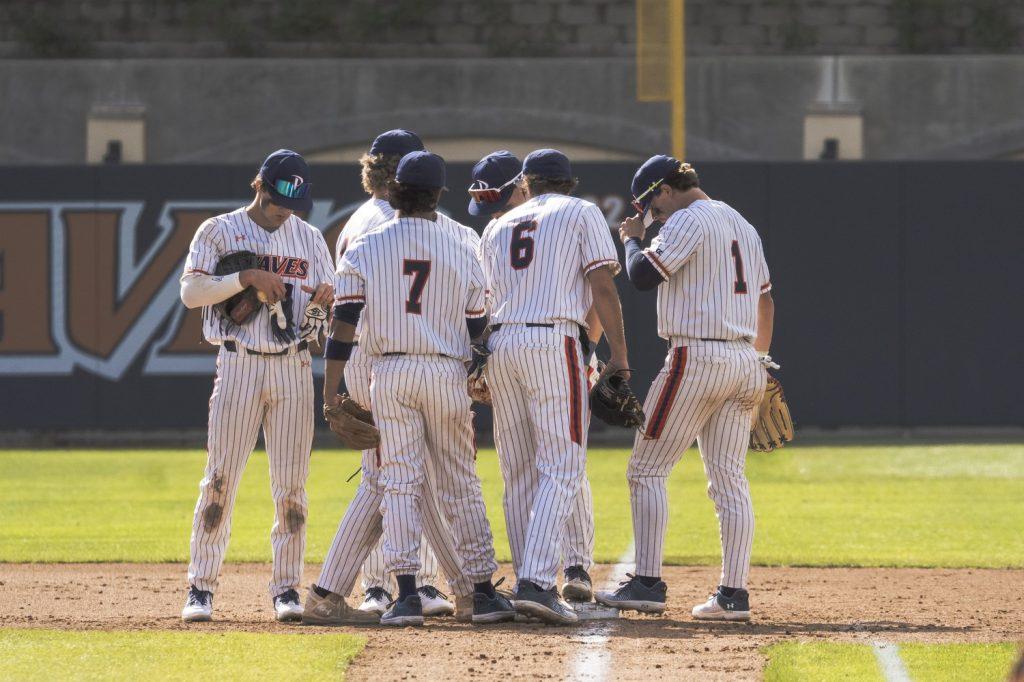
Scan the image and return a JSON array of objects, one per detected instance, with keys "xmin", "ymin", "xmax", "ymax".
[
  {"xmin": 299, "ymin": 300, "xmax": 329, "ymax": 340},
  {"xmin": 758, "ymin": 354, "xmax": 780, "ymax": 370}
]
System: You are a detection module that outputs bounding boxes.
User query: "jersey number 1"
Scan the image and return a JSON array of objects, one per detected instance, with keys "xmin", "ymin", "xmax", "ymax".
[
  {"xmin": 510, "ymin": 220, "xmax": 537, "ymax": 269},
  {"xmin": 730, "ymin": 240, "xmax": 748, "ymax": 294},
  {"xmin": 403, "ymin": 259, "xmax": 431, "ymax": 314}
]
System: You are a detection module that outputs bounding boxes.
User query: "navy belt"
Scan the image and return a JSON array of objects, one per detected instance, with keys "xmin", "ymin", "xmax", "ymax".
[{"xmin": 223, "ymin": 340, "xmax": 307, "ymax": 356}]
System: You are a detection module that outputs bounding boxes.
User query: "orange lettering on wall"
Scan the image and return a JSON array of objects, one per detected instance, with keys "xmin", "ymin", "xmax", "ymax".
[
  {"xmin": 0, "ymin": 212, "xmax": 57, "ymax": 354},
  {"xmin": 65, "ymin": 209, "xmax": 210, "ymax": 359},
  {"xmin": 163, "ymin": 306, "xmax": 215, "ymax": 354}
]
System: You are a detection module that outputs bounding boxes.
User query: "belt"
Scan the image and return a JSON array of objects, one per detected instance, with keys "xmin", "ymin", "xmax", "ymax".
[
  {"xmin": 223, "ymin": 340, "xmax": 308, "ymax": 356},
  {"xmin": 490, "ymin": 323, "xmax": 554, "ymax": 331}
]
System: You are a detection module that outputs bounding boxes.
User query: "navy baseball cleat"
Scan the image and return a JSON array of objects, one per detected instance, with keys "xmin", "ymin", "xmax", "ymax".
[
  {"xmin": 562, "ymin": 565, "xmax": 593, "ymax": 602},
  {"xmin": 692, "ymin": 587, "xmax": 751, "ymax": 622},
  {"xmin": 513, "ymin": 581, "xmax": 578, "ymax": 625},
  {"xmin": 594, "ymin": 574, "xmax": 667, "ymax": 614},
  {"xmin": 381, "ymin": 594, "xmax": 424, "ymax": 627},
  {"xmin": 273, "ymin": 588, "xmax": 303, "ymax": 622}
]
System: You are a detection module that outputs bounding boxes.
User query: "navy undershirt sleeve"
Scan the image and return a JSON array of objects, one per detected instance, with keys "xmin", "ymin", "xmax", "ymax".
[
  {"xmin": 466, "ymin": 315, "xmax": 488, "ymax": 341},
  {"xmin": 624, "ymin": 238, "xmax": 665, "ymax": 291},
  {"xmin": 332, "ymin": 301, "xmax": 365, "ymax": 325}
]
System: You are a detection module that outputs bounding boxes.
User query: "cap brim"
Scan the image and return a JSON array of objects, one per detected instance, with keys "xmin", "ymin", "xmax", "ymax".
[
  {"xmin": 268, "ymin": 188, "xmax": 312, "ymax": 211},
  {"xmin": 468, "ymin": 196, "xmax": 509, "ymax": 216}
]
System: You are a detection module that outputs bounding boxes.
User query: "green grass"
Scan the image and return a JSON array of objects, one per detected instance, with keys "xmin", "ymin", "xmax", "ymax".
[
  {"xmin": 0, "ymin": 445, "xmax": 1021, "ymax": 567},
  {"xmin": 763, "ymin": 641, "xmax": 1021, "ymax": 682},
  {"xmin": 0, "ymin": 629, "xmax": 364, "ymax": 680},
  {"xmin": 764, "ymin": 642, "xmax": 880, "ymax": 681},
  {"xmin": 900, "ymin": 642, "xmax": 1021, "ymax": 681}
]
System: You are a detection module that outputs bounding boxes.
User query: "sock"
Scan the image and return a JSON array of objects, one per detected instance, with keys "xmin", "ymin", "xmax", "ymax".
[
  {"xmin": 312, "ymin": 584, "xmax": 331, "ymax": 598},
  {"xmin": 519, "ymin": 580, "xmax": 542, "ymax": 592},
  {"xmin": 719, "ymin": 585, "xmax": 740, "ymax": 598},
  {"xmin": 474, "ymin": 581, "xmax": 496, "ymax": 598},
  {"xmin": 396, "ymin": 574, "xmax": 418, "ymax": 600},
  {"xmin": 636, "ymin": 575, "xmax": 661, "ymax": 588}
]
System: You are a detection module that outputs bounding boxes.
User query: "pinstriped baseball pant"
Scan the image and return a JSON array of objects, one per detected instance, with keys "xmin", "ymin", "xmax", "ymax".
[
  {"xmin": 628, "ymin": 340, "xmax": 766, "ymax": 588},
  {"xmin": 374, "ymin": 355, "xmax": 498, "ymax": 596},
  {"xmin": 188, "ymin": 347, "xmax": 313, "ymax": 597},
  {"xmin": 339, "ymin": 346, "xmax": 441, "ymax": 592},
  {"xmin": 487, "ymin": 326, "xmax": 591, "ymax": 590}
]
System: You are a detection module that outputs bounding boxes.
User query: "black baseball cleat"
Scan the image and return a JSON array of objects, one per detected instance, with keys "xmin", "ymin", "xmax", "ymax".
[
  {"xmin": 273, "ymin": 588, "xmax": 303, "ymax": 622},
  {"xmin": 471, "ymin": 590, "xmax": 517, "ymax": 624},
  {"xmin": 513, "ymin": 581, "xmax": 578, "ymax": 625},
  {"xmin": 562, "ymin": 565, "xmax": 593, "ymax": 602},
  {"xmin": 380, "ymin": 594, "xmax": 424, "ymax": 627},
  {"xmin": 691, "ymin": 587, "xmax": 751, "ymax": 622},
  {"xmin": 594, "ymin": 574, "xmax": 667, "ymax": 614}
]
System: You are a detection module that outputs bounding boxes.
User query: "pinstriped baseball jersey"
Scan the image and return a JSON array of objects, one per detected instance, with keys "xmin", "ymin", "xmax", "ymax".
[
  {"xmin": 480, "ymin": 193, "xmax": 620, "ymax": 326},
  {"xmin": 643, "ymin": 199, "xmax": 770, "ymax": 341},
  {"xmin": 183, "ymin": 208, "xmax": 334, "ymax": 352},
  {"xmin": 335, "ymin": 215, "xmax": 486, "ymax": 360},
  {"xmin": 334, "ymin": 197, "xmax": 394, "ymax": 342}
]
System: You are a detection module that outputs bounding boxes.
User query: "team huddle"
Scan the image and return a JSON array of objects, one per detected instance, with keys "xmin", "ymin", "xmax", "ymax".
[{"xmin": 178, "ymin": 128, "xmax": 783, "ymax": 627}]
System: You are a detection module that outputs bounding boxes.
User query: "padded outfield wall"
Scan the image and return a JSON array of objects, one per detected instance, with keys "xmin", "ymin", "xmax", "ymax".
[{"xmin": 0, "ymin": 161, "xmax": 1019, "ymax": 431}]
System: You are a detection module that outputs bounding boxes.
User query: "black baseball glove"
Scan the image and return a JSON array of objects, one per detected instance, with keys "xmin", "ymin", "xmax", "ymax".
[
  {"xmin": 590, "ymin": 368, "xmax": 645, "ymax": 430},
  {"xmin": 213, "ymin": 251, "xmax": 260, "ymax": 325}
]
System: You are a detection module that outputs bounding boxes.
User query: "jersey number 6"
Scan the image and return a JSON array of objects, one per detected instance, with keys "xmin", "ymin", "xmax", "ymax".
[
  {"xmin": 403, "ymin": 259, "xmax": 431, "ymax": 314},
  {"xmin": 510, "ymin": 220, "xmax": 537, "ymax": 270}
]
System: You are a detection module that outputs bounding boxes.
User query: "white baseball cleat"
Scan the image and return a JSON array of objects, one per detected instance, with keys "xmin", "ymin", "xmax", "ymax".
[
  {"xmin": 418, "ymin": 585, "xmax": 456, "ymax": 617},
  {"xmin": 273, "ymin": 589, "xmax": 304, "ymax": 622},
  {"xmin": 358, "ymin": 587, "xmax": 392, "ymax": 615},
  {"xmin": 691, "ymin": 587, "xmax": 751, "ymax": 622},
  {"xmin": 182, "ymin": 585, "xmax": 213, "ymax": 622}
]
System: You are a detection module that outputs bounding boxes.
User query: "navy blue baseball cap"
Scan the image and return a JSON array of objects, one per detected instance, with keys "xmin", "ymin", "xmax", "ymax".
[
  {"xmin": 395, "ymin": 151, "xmax": 447, "ymax": 189},
  {"xmin": 258, "ymin": 149, "xmax": 313, "ymax": 211},
  {"xmin": 522, "ymin": 148, "xmax": 572, "ymax": 180},
  {"xmin": 631, "ymin": 154, "xmax": 682, "ymax": 213},
  {"xmin": 467, "ymin": 150, "xmax": 522, "ymax": 216},
  {"xmin": 369, "ymin": 129, "xmax": 424, "ymax": 157}
]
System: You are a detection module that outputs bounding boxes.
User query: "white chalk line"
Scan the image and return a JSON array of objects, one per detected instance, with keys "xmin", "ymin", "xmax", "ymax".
[
  {"xmin": 565, "ymin": 542, "xmax": 636, "ymax": 682},
  {"xmin": 872, "ymin": 640, "xmax": 912, "ymax": 682}
]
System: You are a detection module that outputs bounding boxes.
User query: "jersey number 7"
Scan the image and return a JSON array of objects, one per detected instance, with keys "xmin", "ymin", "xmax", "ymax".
[{"xmin": 403, "ymin": 259, "xmax": 431, "ymax": 314}]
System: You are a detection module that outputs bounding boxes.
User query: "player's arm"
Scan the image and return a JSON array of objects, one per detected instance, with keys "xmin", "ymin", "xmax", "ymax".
[
  {"xmin": 323, "ymin": 309, "xmax": 360, "ymax": 408},
  {"xmin": 586, "ymin": 265, "xmax": 629, "ymax": 379},
  {"xmin": 755, "ymin": 291, "xmax": 774, "ymax": 354}
]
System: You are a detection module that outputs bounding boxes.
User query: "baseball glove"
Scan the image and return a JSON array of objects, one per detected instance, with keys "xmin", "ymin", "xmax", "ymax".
[
  {"xmin": 466, "ymin": 343, "xmax": 491, "ymax": 405},
  {"xmin": 590, "ymin": 368, "xmax": 645, "ymax": 430},
  {"xmin": 214, "ymin": 251, "xmax": 260, "ymax": 325},
  {"xmin": 323, "ymin": 394, "xmax": 380, "ymax": 450},
  {"xmin": 750, "ymin": 374, "xmax": 794, "ymax": 452}
]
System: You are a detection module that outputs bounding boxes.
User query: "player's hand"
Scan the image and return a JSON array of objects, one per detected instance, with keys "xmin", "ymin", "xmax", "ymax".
[
  {"xmin": 618, "ymin": 215, "xmax": 646, "ymax": 243},
  {"xmin": 323, "ymin": 393, "xmax": 342, "ymax": 410},
  {"xmin": 302, "ymin": 283, "xmax": 334, "ymax": 307},
  {"xmin": 604, "ymin": 354, "xmax": 632, "ymax": 381},
  {"xmin": 240, "ymin": 269, "xmax": 286, "ymax": 304}
]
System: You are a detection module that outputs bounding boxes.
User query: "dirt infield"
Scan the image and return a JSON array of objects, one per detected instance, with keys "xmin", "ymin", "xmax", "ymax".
[{"xmin": 2, "ymin": 563, "xmax": 1021, "ymax": 680}]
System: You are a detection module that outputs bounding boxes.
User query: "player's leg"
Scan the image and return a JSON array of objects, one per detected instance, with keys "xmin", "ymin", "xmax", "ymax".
[
  {"xmin": 421, "ymin": 358, "xmax": 499, "ymax": 586},
  {"xmin": 262, "ymin": 352, "xmax": 314, "ymax": 620},
  {"xmin": 486, "ymin": 345, "xmax": 537, "ymax": 577},
  {"xmin": 597, "ymin": 346, "xmax": 720, "ymax": 613},
  {"xmin": 561, "ymin": 473, "xmax": 595, "ymax": 601},
  {"xmin": 517, "ymin": 338, "xmax": 589, "ymax": 608},
  {"xmin": 691, "ymin": 353, "xmax": 766, "ymax": 622},
  {"xmin": 187, "ymin": 352, "xmax": 264, "ymax": 601}
]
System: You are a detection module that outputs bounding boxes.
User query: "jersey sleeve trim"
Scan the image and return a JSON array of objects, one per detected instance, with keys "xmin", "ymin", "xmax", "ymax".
[
  {"xmin": 465, "ymin": 307, "xmax": 486, "ymax": 318},
  {"xmin": 760, "ymin": 282, "xmax": 772, "ymax": 292},
  {"xmin": 583, "ymin": 258, "xmax": 622, "ymax": 276},
  {"xmin": 334, "ymin": 294, "xmax": 366, "ymax": 302},
  {"xmin": 186, "ymin": 268, "xmax": 213, "ymax": 275},
  {"xmin": 643, "ymin": 250, "xmax": 671, "ymax": 280}
]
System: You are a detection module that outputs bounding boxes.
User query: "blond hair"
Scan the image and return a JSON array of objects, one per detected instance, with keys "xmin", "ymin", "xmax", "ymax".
[{"xmin": 360, "ymin": 153, "xmax": 402, "ymax": 195}]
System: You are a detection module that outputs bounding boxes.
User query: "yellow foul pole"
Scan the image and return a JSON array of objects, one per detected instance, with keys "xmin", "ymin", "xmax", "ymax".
[{"xmin": 670, "ymin": 0, "xmax": 686, "ymax": 160}]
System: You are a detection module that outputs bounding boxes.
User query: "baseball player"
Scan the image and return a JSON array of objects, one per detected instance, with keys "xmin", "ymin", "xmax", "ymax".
[
  {"xmin": 595, "ymin": 156, "xmax": 775, "ymax": 622},
  {"xmin": 468, "ymin": 151, "xmax": 598, "ymax": 602},
  {"xmin": 304, "ymin": 151, "xmax": 514, "ymax": 627},
  {"xmin": 324, "ymin": 129, "xmax": 451, "ymax": 618},
  {"xmin": 479, "ymin": 149, "xmax": 630, "ymax": 624},
  {"xmin": 179, "ymin": 149, "xmax": 334, "ymax": 623}
]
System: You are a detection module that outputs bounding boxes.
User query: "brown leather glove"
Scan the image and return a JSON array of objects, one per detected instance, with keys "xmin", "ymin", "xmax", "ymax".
[
  {"xmin": 323, "ymin": 394, "xmax": 380, "ymax": 450},
  {"xmin": 750, "ymin": 374, "xmax": 794, "ymax": 452}
]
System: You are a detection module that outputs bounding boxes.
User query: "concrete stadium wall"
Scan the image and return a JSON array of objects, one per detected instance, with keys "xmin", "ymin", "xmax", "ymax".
[
  {"xmin": 0, "ymin": 161, "xmax": 1020, "ymax": 432},
  {"xmin": 3, "ymin": 56, "xmax": 1024, "ymax": 165},
  {"xmin": 2, "ymin": 0, "xmax": 1023, "ymax": 58}
]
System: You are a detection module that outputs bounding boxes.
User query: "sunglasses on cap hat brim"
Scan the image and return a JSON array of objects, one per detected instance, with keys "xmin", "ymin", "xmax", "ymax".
[
  {"xmin": 468, "ymin": 173, "xmax": 522, "ymax": 204},
  {"xmin": 272, "ymin": 177, "xmax": 312, "ymax": 200},
  {"xmin": 631, "ymin": 178, "xmax": 666, "ymax": 227}
]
